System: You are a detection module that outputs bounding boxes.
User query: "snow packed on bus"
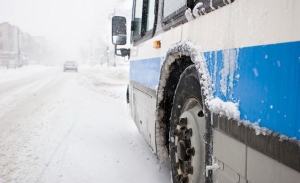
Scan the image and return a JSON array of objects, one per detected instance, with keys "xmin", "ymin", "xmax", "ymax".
[{"xmin": 111, "ymin": 0, "xmax": 300, "ymax": 183}]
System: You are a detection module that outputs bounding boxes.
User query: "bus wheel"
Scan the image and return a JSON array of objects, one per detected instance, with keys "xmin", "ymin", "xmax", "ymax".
[{"xmin": 170, "ymin": 65, "xmax": 207, "ymax": 183}]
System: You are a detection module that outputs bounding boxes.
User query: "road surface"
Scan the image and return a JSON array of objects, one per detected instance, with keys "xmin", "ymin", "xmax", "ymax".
[{"xmin": 0, "ymin": 65, "xmax": 170, "ymax": 183}]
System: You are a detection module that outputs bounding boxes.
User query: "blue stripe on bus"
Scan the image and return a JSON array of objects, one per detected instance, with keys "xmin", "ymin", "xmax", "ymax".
[
  {"xmin": 206, "ymin": 41, "xmax": 300, "ymax": 139},
  {"xmin": 130, "ymin": 41, "xmax": 300, "ymax": 139}
]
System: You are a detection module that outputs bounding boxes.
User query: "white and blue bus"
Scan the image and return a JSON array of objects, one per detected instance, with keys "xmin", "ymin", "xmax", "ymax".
[{"xmin": 112, "ymin": 0, "xmax": 300, "ymax": 182}]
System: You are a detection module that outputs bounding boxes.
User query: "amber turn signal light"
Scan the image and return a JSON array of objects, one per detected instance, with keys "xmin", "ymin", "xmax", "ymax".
[{"xmin": 153, "ymin": 40, "xmax": 161, "ymax": 49}]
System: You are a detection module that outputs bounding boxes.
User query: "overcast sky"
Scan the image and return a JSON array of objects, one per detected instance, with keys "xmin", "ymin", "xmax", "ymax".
[{"xmin": 0, "ymin": 0, "xmax": 131, "ymax": 61}]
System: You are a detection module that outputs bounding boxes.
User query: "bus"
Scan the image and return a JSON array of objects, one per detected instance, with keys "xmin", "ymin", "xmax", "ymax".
[{"xmin": 111, "ymin": 0, "xmax": 300, "ymax": 182}]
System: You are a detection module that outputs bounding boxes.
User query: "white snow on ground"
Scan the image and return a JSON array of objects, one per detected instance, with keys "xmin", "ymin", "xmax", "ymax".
[
  {"xmin": 0, "ymin": 64, "xmax": 170, "ymax": 183},
  {"xmin": 0, "ymin": 65, "xmax": 49, "ymax": 84}
]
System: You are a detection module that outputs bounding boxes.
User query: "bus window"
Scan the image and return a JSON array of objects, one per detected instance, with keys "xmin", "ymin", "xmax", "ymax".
[
  {"xmin": 132, "ymin": 0, "xmax": 157, "ymax": 44},
  {"xmin": 146, "ymin": 0, "xmax": 155, "ymax": 31},
  {"xmin": 163, "ymin": 0, "xmax": 186, "ymax": 18},
  {"xmin": 162, "ymin": 0, "xmax": 192, "ymax": 30},
  {"xmin": 133, "ymin": 0, "xmax": 143, "ymax": 37}
]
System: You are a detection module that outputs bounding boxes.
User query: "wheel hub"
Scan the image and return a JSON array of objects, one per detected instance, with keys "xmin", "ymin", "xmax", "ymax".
[
  {"xmin": 174, "ymin": 124, "xmax": 195, "ymax": 178},
  {"xmin": 171, "ymin": 99, "xmax": 206, "ymax": 183}
]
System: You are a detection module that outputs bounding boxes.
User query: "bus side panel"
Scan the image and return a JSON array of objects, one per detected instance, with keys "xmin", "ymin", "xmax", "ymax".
[
  {"xmin": 213, "ymin": 129, "xmax": 300, "ymax": 183},
  {"xmin": 129, "ymin": 58, "xmax": 162, "ymax": 152},
  {"xmin": 133, "ymin": 89, "xmax": 152, "ymax": 146}
]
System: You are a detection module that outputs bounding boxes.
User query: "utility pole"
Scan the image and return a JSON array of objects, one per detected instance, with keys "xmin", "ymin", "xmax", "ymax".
[
  {"xmin": 17, "ymin": 28, "xmax": 20, "ymax": 68},
  {"xmin": 113, "ymin": 8, "xmax": 116, "ymax": 67}
]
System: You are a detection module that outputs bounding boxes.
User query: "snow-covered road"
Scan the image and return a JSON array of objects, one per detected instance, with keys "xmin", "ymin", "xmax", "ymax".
[{"xmin": 0, "ymin": 65, "xmax": 170, "ymax": 183}]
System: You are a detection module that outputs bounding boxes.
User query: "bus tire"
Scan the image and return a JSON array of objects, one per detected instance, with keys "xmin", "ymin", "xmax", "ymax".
[{"xmin": 170, "ymin": 65, "xmax": 210, "ymax": 183}]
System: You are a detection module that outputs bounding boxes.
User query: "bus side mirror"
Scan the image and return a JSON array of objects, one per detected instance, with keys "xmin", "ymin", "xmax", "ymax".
[
  {"xmin": 112, "ymin": 16, "xmax": 127, "ymax": 45},
  {"xmin": 111, "ymin": 16, "xmax": 130, "ymax": 58}
]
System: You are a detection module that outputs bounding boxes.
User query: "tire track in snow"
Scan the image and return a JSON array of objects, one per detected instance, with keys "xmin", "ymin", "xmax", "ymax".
[{"xmin": 35, "ymin": 115, "xmax": 80, "ymax": 183}]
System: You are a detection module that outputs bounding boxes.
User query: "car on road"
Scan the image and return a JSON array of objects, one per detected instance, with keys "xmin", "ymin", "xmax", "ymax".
[{"xmin": 63, "ymin": 61, "xmax": 78, "ymax": 72}]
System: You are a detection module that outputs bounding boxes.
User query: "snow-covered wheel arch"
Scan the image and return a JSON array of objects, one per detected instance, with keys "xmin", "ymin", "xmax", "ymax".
[{"xmin": 154, "ymin": 40, "xmax": 213, "ymax": 161}]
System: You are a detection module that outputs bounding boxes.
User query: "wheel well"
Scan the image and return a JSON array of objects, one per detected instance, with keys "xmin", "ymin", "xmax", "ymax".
[{"xmin": 158, "ymin": 55, "xmax": 193, "ymax": 153}]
